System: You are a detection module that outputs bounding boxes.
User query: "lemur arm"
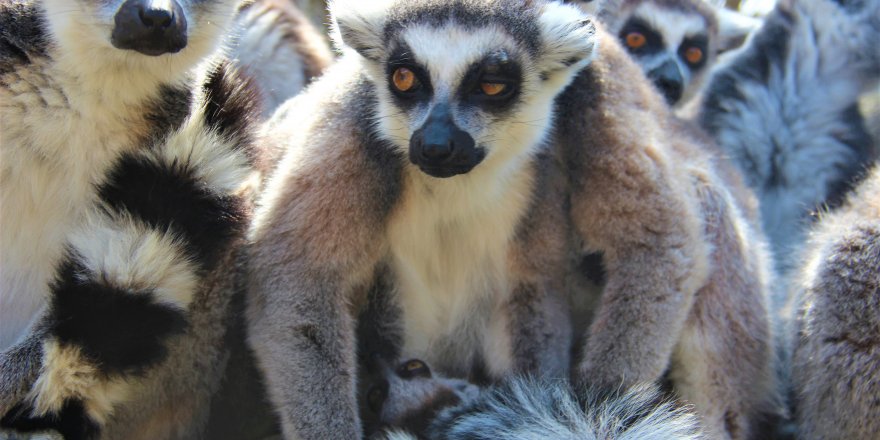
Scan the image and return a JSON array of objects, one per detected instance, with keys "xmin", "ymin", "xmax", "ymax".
[
  {"xmin": 0, "ymin": 63, "xmax": 256, "ymax": 438},
  {"xmin": 504, "ymin": 163, "xmax": 573, "ymax": 378},
  {"xmin": 246, "ymin": 81, "xmax": 402, "ymax": 440},
  {"xmin": 571, "ymin": 142, "xmax": 709, "ymax": 388}
]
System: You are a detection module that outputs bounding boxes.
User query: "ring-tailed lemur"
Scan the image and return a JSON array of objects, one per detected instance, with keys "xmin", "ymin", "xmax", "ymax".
[
  {"xmin": 230, "ymin": 0, "xmax": 334, "ymax": 118},
  {"xmin": 0, "ymin": 0, "xmax": 264, "ymax": 438},
  {"xmin": 247, "ymin": 1, "xmax": 774, "ymax": 439},
  {"xmin": 789, "ymin": 165, "xmax": 880, "ymax": 439},
  {"xmin": 563, "ymin": 0, "xmax": 759, "ymax": 107},
  {"xmin": 366, "ymin": 358, "xmax": 704, "ymax": 440},
  {"xmin": 696, "ymin": 0, "xmax": 880, "ymax": 280}
]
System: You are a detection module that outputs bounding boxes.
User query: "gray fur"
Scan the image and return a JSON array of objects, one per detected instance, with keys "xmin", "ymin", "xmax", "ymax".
[
  {"xmin": 790, "ymin": 165, "xmax": 880, "ymax": 439},
  {"xmin": 372, "ymin": 365, "xmax": 704, "ymax": 440},
  {"xmin": 696, "ymin": 0, "xmax": 880, "ymax": 280}
]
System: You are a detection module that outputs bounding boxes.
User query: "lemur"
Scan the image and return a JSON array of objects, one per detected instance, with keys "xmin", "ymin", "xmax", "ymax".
[
  {"xmin": 695, "ymin": 0, "xmax": 880, "ymax": 281},
  {"xmin": 0, "ymin": 0, "xmax": 263, "ymax": 438},
  {"xmin": 788, "ymin": 165, "xmax": 880, "ymax": 439},
  {"xmin": 564, "ymin": 0, "xmax": 759, "ymax": 107},
  {"xmin": 365, "ymin": 358, "xmax": 704, "ymax": 440},
  {"xmin": 246, "ymin": 0, "xmax": 775, "ymax": 439},
  {"xmin": 230, "ymin": 0, "xmax": 334, "ymax": 118}
]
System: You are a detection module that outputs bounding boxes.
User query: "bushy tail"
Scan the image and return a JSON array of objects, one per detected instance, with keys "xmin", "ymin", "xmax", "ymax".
[{"xmin": 382, "ymin": 378, "xmax": 703, "ymax": 440}]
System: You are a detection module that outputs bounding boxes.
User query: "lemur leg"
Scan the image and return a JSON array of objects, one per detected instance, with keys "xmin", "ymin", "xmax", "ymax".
[{"xmin": 670, "ymin": 180, "xmax": 774, "ymax": 440}]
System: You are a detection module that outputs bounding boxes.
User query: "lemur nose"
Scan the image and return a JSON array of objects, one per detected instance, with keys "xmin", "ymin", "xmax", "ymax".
[
  {"xmin": 111, "ymin": 0, "xmax": 188, "ymax": 56},
  {"xmin": 138, "ymin": 4, "xmax": 174, "ymax": 28},
  {"xmin": 648, "ymin": 59, "xmax": 684, "ymax": 105}
]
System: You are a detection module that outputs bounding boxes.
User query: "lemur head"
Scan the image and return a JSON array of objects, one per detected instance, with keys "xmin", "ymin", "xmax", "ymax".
[
  {"xmin": 332, "ymin": 0, "xmax": 597, "ymax": 179},
  {"xmin": 367, "ymin": 358, "xmax": 481, "ymax": 437},
  {"xmin": 41, "ymin": 0, "xmax": 239, "ymax": 78},
  {"xmin": 569, "ymin": 0, "xmax": 719, "ymax": 106}
]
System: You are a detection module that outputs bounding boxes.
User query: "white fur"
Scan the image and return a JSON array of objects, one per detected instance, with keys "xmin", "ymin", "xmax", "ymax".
[
  {"xmin": 27, "ymin": 341, "xmax": 131, "ymax": 424},
  {"xmin": 67, "ymin": 214, "xmax": 199, "ymax": 310},
  {"xmin": 230, "ymin": 2, "xmax": 308, "ymax": 116}
]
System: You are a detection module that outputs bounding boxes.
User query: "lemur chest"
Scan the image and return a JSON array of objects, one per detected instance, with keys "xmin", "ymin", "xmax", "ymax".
[
  {"xmin": 386, "ymin": 169, "xmax": 534, "ymax": 375},
  {"xmin": 0, "ymin": 63, "xmax": 140, "ymax": 349}
]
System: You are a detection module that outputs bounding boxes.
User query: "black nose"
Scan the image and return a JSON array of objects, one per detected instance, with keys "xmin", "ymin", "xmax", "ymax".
[
  {"xmin": 111, "ymin": 0, "xmax": 187, "ymax": 56},
  {"xmin": 648, "ymin": 60, "xmax": 684, "ymax": 105},
  {"xmin": 409, "ymin": 104, "xmax": 479, "ymax": 178}
]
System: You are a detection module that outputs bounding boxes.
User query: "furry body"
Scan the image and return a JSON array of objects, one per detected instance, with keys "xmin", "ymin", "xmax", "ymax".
[
  {"xmin": 790, "ymin": 166, "xmax": 880, "ymax": 439},
  {"xmin": 697, "ymin": 0, "xmax": 880, "ymax": 277},
  {"xmin": 0, "ymin": 0, "xmax": 260, "ymax": 437},
  {"xmin": 248, "ymin": 1, "xmax": 774, "ymax": 439},
  {"xmin": 230, "ymin": 0, "xmax": 333, "ymax": 118}
]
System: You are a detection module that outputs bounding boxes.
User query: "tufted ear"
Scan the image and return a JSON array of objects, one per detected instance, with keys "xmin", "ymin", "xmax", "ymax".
[
  {"xmin": 329, "ymin": 0, "xmax": 394, "ymax": 61},
  {"xmin": 537, "ymin": 2, "xmax": 599, "ymax": 75}
]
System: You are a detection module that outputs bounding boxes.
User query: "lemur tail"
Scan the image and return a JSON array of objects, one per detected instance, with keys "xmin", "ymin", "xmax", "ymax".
[{"xmin": 383, "ymin": 378, "xmax": 704, "ymax": 440}]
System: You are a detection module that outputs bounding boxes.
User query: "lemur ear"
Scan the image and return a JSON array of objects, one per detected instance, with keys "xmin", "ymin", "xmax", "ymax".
[
  {"xmin": 330, "ymin": 0, "xmax": 392, "ymax": 61},
  {"xmin": 537, "ymin": 3, "xmax": 599, "ymax": 75}
]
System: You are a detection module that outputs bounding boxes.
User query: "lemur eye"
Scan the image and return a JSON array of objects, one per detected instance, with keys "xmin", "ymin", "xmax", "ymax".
[
  {"xmin": 391, "ymin": 67, "xmax": 419, "ymax": 92},
  {"xmin": 684, "ymin": 47, "xmax": 703, "ymax": 64},
  {"xmin": 625, "ymin": 32, "xmax": 646, "ymax": 49},
  {"xmin": 397, "ymin": 358, "xmax": 431, "ymax": 378},
  {"xmin": 480, "ymin": 82, "xmax": 507, "ymax": 96}
]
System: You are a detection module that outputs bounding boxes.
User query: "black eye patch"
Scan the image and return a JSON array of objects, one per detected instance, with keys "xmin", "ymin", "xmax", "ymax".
[
  {"xmin": 457, "ymin": 50, "xmax": 522, "ymax": 114},
  {"xmin": 618, "ymin": 18, "xmax": 664, "ymax": 56},
  {"xmin": 386, "ymin": 44, "xmax": 433, "ymax": 109},
  {"xmin": 678, "ymin": 34, "xmax": 709, "ymax": 71}
]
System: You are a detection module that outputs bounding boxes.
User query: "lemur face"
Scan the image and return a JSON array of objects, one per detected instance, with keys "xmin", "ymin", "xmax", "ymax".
[
  {"xmin": 367, "ymin": 359, "xmax": 480, "ymax": 435},
  {"xmin": 334, "ymin": 0, "xmax": 597, "ymax": 179},
  {"xmin": 41, "ymin": 0, "xmax": 238, "ymax": 67},
  {"xmin": 616, "ymin": 3, "xmax": 715, "ymax": 105}
]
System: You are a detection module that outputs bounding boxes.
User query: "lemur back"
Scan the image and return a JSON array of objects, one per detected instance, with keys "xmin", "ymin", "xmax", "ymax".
[
  {"xmin": 790, "ymin": 166, "xmax": 880, "ymax": 439},
  {"xmin": 0, "ymin": 0, "xmax": 264, "ymax": 438}
]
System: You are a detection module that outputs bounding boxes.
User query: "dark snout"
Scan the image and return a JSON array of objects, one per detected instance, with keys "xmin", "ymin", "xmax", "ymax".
[
  {"xmin": 648, "ymin": 59, "xmax": 683, "ymax": 105},
  {"xmin": 111, "ymin": 0, "xmax": 187, "ymax": 56},
  {"xmin": 409, "ymin": 104, "xmax": 485, "ymax": 178}
]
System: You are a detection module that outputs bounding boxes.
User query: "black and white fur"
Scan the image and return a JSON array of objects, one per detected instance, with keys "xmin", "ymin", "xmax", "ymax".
[
  {"xmin": 696, "ymin": 0, "xmax": 880, "ymax": 280},
  {"xmin": 0, "ymin": 0, "xmax": 262, "ymax": 438},
  {"xmin": 369, "ymin": 359, "xmax": 704, "ymax": 440}
]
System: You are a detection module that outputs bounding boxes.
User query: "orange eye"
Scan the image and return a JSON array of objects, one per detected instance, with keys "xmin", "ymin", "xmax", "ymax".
[
  {"xmin": 392, "ymin": 67, "xmax": 417, "ymax": 92},
  {"xmin": 480, "ymin": 82, "xmax": 507, "ymax": 96},
  {"xmin": 625, "ymin": 32, "xmax": 646, "ymax": 49},
  {"xmin": 406, "ymin": 360, "xmax": 425, "ymax": 371},
  {"xmin": 685, "ymin": 47, "xmax": 703, "ymax": 64}
]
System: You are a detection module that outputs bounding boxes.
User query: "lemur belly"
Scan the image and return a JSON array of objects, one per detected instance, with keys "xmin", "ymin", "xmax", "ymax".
[
  {"xmin": 387, "ymin": 166, "xmax": 534, "ymax": 378},
  {"xmin": 0, "ymin": 61, "xmax": 139, "ymax": 350}
]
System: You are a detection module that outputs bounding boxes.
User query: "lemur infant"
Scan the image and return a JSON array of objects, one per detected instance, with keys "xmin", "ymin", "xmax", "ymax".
[{"xmin": 366, "ymin": 358, "xmax": 704, "ymax": 440}]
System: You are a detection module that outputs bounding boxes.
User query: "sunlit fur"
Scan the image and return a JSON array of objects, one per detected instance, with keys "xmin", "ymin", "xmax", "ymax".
[{"xmin": 378, "ymin": 376, "xmax": 705, "ymax": 440}]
